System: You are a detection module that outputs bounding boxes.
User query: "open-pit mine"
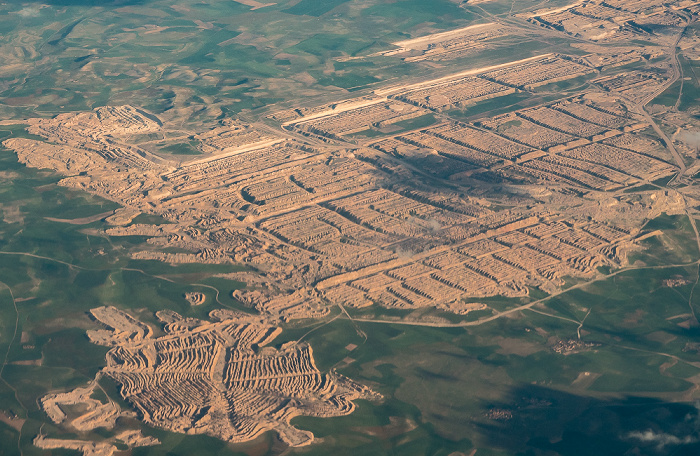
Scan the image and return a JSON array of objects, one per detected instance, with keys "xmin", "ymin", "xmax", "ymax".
[
  {"xmin": 41, "ymin": 306, "xmax": 376, "ymax": 449},
  {"xmin": 2, "ymin": 0, "xmax": 699, "ymax": 453},
  {"xmin": 3, "ymin": 75, "xmax": 681, "ymax": 319}
]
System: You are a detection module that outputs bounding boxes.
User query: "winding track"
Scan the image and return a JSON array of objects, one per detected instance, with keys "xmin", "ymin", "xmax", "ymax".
[
  {"xmin": 343, "ymin": 260, "xmax": 700, "ymax": 328},
  {"xmin": 631, "ymin": 25, "xmax": 690, "ymax": 176}
]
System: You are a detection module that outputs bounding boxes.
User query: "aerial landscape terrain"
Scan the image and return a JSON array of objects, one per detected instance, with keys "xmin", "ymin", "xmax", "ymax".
[{"xmin": 0, "ymin": 0, "xmax": 700, "ymax": 454}]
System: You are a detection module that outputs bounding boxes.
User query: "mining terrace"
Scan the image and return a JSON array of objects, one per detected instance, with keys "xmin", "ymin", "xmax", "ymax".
[
  {"xmin": 3, "ymin": 56, "xmax": 684, "ymax": 320},
  {"xmin": 7, "ymin": 0, "xmax": 700, "ymax": 451}
]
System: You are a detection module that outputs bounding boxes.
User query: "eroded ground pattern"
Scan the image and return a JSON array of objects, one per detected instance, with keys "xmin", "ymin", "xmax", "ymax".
[{"xmin": 46, "ymin": 306, "xmax": 377, "ymax": 448}]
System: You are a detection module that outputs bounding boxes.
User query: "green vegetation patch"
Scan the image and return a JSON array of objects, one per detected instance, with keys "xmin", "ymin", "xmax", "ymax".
[
  {"xmin": 679, "ymin": 55, "xmax": 700, "ymax": 112},
  {"xmin": 633, "ymin": 213, "xmax": 700, "ymax": 264},
  {"xmin": 362, "ymin": 0, "xmax": 469, "ymax": 28},
  {"xmin": 391, "ymin": 113, "xmax": 437, "ymax": 132},
  {"xmin": 283, "ymin": 0, "xmax": 349, "ymax": 17},
  {"xmin": 292, "ymin": 34, "xmax": 376, "ymax": 58},
  {"xmin": 316, "ymin": 73, "xmax": 381, "ymax": 90},
  {"xmin": 159, "ymin": 141, "xmax": 201, "ymax": 155},
  {"xmin": 653, "ymin": 79, "xmax": 682, "ymax": 107}
]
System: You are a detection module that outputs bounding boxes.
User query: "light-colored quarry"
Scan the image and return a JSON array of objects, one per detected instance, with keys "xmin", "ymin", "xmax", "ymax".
[
  {"xmin": 378, "ymin": 22, "xmax": 511, "ymax": 62},
  {"xmin": 2, "ymin": 84, "xmax": 675, "ymax": 319},
  {"xmin": 41, "ymin": 376, "xmax": 122, "ymax": 432},
  {"xmin": 5, "ymin": 71, "xmax": 677, "ymax": 318},
  {"xmin": 11, "ymin": 0, "xmax": 697, "ymax": 450},
  {"xmin": 525, "ymin": 0, "xmax": 697, "ymax": 42},
  {"xmin": 34, "ymin": 430, "xmax": 159, "ymax": 456},
  {"xmin": 3, "ymin": 0, "xmax": 694, "ymax": 384},
  {"xmin": 66, "ymin": 306, "xmax": 376, "ymax": 447},
  {"xmin": 39, "ymin": 373, "xmax": 158, "ymax": 456},
  {"xmin": 185, "ymin": 291, "xmax": 207, "ymax": 306}
]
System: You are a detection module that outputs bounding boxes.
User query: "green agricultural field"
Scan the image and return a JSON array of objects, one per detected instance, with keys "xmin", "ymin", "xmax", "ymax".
[{"xmin": 284, "ymin": 0, "xmax": 351, "ymax": 17}]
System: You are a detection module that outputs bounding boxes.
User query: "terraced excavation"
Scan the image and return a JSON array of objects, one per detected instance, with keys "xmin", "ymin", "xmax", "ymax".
[{"xmin": 47, "ymin": 306, "xmax": 378, "ymax": 447}]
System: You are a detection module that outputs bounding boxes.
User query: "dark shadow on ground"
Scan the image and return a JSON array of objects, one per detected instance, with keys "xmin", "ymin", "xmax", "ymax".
[{"xmin": 475, "ymin": 384, "xmax": 700, "ymax": 455}]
